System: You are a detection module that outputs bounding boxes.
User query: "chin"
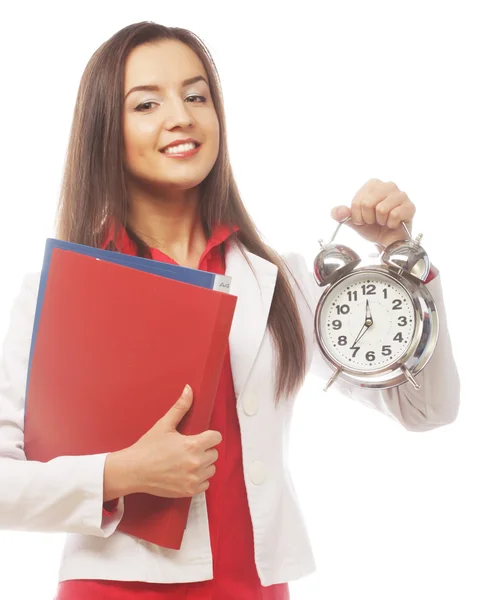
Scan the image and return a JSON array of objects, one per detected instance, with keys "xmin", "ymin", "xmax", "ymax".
[
  {"xmin": 158, "ymin": 169, "xmax": 212, "ymax": 190},
  {"xmin": 162, "ymin": 178, "xmax": 206, "ymax": 191},
  {"xmin": 126, "ymin": 169, "xmax": 211, "ymax": 194}
]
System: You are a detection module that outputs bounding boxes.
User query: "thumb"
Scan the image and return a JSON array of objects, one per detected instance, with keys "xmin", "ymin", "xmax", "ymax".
[
  {"xmin": 161, "ymin": 384, "xmax": 194, "ymax": 431},
  {"xmin": 330, "ymin": 206, "xmax": 351, "ymax": 222}
]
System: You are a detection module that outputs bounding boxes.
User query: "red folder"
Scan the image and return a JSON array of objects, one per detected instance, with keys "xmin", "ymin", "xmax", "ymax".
[{"xmin": 24, "ymin": 248, "xmax": 237, "ymax": 549}]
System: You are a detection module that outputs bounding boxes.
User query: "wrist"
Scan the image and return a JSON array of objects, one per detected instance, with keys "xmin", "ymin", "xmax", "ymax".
[{"xmin": 103, "ymin": 448, "xmax": 139, "ymax": 500}]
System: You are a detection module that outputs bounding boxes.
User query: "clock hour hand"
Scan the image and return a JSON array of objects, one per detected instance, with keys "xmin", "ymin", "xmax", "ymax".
[{"xmin": 365, "ymin": 299, "xmax": 373, "ymax": 321}]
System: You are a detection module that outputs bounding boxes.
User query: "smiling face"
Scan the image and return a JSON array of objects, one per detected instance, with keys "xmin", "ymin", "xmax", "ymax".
[{"xmin": 123, "ymin": 40, "xmax": 220, "ymax": 192}]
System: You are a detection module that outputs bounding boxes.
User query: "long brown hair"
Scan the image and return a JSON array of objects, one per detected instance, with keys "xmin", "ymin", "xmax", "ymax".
[{"xmin": 55, "ymin": 21, "xmax": 307, "ymax": 402}]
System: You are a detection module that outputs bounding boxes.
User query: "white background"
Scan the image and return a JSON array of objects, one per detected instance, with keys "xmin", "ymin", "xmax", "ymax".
[{"xmin": 0, "ymin": 1, "xmax": 483, "ymax": 598}]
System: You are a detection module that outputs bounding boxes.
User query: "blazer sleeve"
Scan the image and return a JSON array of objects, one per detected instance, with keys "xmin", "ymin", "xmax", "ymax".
[
  {"xmin": 0, "ymin": 273, "xmax": 125, "ymax": 536},
  {"xmin": 282, "ymin": 252, "xmax": 460, "ymax": 432}
]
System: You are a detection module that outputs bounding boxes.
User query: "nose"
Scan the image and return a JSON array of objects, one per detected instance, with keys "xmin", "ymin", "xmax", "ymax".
[{"xmin": 163, "ymin": 96, "xmax": 194, "ymax": 130}]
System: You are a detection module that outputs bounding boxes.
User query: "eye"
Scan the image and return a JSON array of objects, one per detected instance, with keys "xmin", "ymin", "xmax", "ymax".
[
  {"xmin": 186, "ymin": 95, "xmax": 207, "ymax": 103},
  {"xmin": 134, "ymin": 101, "xmax": 158, "ymax": 112}
]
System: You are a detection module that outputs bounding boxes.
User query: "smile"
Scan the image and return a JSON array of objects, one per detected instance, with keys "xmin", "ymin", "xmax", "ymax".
[{"xmin": 161, "ymin": 142, "xmax": 201, "ymax": 158}]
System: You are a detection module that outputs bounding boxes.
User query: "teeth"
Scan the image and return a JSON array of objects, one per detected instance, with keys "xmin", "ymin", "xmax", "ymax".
[{"xmin": 164, "ymin": 142, "xmax": 197, "ymax": 154}]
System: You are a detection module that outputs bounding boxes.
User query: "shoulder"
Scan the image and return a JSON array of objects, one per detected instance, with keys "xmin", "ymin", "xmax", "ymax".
[
  {"xmin": 279, "ymin": 251, "xmax": 314, "ymax": 293},
  {"xmin": 277, "ymin": 251, "xmax": 321, "ymax": 319},
  {"xmin": 280, "ymin": 251, "xmax": 310, "ymax": 277}
]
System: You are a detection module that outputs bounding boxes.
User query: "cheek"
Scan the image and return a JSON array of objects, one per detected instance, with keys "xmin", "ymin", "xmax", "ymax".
[
  {"xmin": 205, "ymin": 114, "xmax": 220, "ymax": 156},
  {"xmin": 123, "ymin": 118, "xmax": 159, "ymax": 160}
]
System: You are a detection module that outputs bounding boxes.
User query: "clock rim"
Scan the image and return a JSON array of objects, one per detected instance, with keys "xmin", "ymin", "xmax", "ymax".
[{"xmin": 314, "ymin": 265, "xmax": 439, "ymax": 390}]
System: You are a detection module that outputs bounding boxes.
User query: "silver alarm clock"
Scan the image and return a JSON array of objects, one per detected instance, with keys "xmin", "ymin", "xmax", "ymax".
[{"xmin": 314, "ymin": 217, "xmax": 439, "ymax": 392}]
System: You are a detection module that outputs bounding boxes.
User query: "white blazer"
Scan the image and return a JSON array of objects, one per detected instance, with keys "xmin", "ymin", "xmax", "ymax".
[{"xmin": 0, "ymin": 240, "xmax": 460, "ymax": 586}]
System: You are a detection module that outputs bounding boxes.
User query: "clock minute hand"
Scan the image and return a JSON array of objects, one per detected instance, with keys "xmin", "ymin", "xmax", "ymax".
[
  {"xmin": 350, "ymin": 323, "xmax": 369, "ymax": 348},
  {"xmin": 350, "ymin": 301, "xmax": 373, "ymax": 348}
]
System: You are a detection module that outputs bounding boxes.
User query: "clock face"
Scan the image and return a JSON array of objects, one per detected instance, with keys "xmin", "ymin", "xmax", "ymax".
[{"xmin": 317, "ymin": 271, "xmax": 416, "ymax": 372}]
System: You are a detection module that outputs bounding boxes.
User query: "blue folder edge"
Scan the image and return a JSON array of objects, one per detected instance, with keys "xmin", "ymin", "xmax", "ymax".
[{"xmin": 25, "ymin": 238, "xmax": 232, "ymax": 404}]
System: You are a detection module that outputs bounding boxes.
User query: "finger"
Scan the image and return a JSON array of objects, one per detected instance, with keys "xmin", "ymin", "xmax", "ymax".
[
  {"xmin": 350, "ymin": 200, "xmax": 365, "ymax": 226},
  {"xmin": 195, "ymin": 480, "xmax": 210, "ymax": 494},
  {"xmin": 360, "ymin": 194, "xmax": 379, "ymax": 225},
  {"xmin": 381, "ymin": 192, "xmax": 415, "ymax": 229},
  {"xmin": 374, "ymin": 191, "xmax": 407, "ymax": 227},
  {"xmin": 349, "ymin": 178, "xmax": 380, "ymax": 225},
  {"xmin": 330, "ymin": 206, "xmax": 351, "ymax": 222},
  {"xmin": 193, "ymin": 429, "xmax": 223, "ymax": 450},
  {"xmin": 202, "ymin": 448, "xmax": 219, "ymax": 468},
  {"xmin": 162, "ymin": 385, "xmax": 193, "ymax": 430},
  {"xmin": 200, "ymin": 464, "xmax": 216, "ymax": 482},
  {"xmin": 354, "ymin": 182, "xmax": 397, "ymax": 226},
  {"xmin": 387, "ymin": 199, "xmax": 415, "ymax": 230}
]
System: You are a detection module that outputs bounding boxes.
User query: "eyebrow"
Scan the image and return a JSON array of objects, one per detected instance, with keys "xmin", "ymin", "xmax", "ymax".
[{"xmin": 124, "ymin": 75, "xmax": 209, "ymax": 101}]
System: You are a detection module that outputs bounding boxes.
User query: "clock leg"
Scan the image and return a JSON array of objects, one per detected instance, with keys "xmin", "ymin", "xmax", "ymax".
[
  {"xmin": 324, "ymin": 368, "xmax": 343, "ymax": 392},
  {"xmin": 402, "ymin": 365, "xmax": 420, "ymax": 390}
]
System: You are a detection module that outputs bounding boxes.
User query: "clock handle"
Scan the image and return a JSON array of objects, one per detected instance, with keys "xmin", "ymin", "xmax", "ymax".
[
  {"xmin": 328, "ymin": 216, "xmax": 352, "ymax": 244},
  {"xmin": 329, "ymin": 216, "xmax": 415, "ymax": 245},
  {"xmin": 401, "ymin": 221, "xmax": 412, "ymax": 239}
]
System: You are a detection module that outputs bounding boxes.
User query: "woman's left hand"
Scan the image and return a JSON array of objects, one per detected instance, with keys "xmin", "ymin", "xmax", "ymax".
[{"xmin": 330, "ymin": 179, "xmax": 416, "ymax": 248}]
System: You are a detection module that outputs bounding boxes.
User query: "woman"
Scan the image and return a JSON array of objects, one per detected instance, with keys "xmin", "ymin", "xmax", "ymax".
[{"xmin": 0, "ymin": 21, "xmax": 460, "ymax": 599}]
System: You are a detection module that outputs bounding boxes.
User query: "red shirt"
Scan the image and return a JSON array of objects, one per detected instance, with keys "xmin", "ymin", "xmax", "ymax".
[{"xmin": 55, "ymin": 224, "xmax": 289, "ymax": 600}]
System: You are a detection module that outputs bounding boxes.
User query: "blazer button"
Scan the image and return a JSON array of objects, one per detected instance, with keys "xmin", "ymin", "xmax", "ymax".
[
  {"xmin": 243, "ymin": 396, "xmax": 259, "ymax": 416},
  {"xmin": 249, "ymin": 461, "xmax": 266, "ymax": 485}
]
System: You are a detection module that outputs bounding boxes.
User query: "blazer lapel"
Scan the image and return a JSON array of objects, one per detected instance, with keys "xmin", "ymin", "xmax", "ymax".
[{"xmin": 224, "ymin": 240, "xmax": 278, "ymax": 401}]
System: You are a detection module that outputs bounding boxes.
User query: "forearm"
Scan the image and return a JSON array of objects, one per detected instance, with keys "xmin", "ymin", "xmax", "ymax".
[
  {"xmin": 0, "ymin": 453, "xmax": 122, "ymax": 536},
  {"xmin": 103, "ymin": 448, "xmax": 139, "ymax": 502}
]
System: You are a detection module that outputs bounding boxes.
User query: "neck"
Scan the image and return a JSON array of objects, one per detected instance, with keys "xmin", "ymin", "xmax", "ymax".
[{"xmin": 126, "ymin": 185, "xmax": 207, "ymax": 267}]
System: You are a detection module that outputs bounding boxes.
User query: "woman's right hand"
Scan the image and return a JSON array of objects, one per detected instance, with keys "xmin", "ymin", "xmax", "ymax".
[{"xmin": 104, "ymin": 385, "xmax": 222, "ymax": 500}]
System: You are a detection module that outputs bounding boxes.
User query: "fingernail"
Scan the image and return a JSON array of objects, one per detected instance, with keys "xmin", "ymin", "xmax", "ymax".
[{"xmin": 183, "ymin": 384, "xmax": 191, "ymax": 397}]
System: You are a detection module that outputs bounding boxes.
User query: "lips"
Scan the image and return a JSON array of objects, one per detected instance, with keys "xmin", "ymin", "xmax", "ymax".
[
  {"xmin": 159, "ymin": 142, "xmax": 202, "ymax": 159},
  {"xmin": 160, "ymin": 139, "xmax": 201, "ymax": 153}
]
